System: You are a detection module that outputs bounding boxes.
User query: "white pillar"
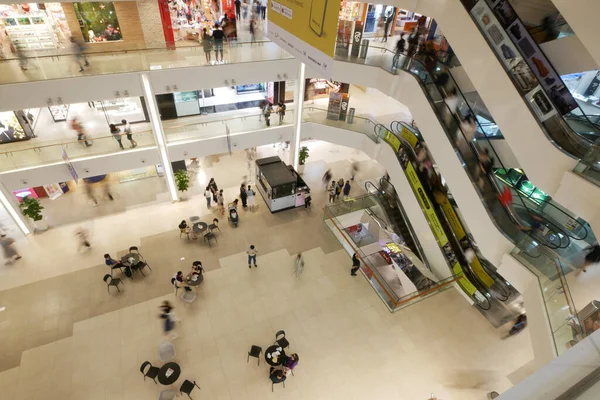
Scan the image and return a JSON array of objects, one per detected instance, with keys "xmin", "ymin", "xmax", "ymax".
[
  {"xmin": 140, "ymin": 73, "xmax": 179, "ymax": 202},
  {"xmin": 0, "ymin": 183, "xmax": 32, "ymax": 235},
  {"xmin": 290, "ymin": 62, "xmax": 306, "ymax": 170}
]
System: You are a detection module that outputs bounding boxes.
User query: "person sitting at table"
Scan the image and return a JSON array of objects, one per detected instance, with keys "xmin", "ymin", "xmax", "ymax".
[
  {"xmin": 173, "ymin": 271, "xmax": 192, "ymax": 291},
  {"xmin": 178, "ymin": 220, "xmax": 197, "ymax": 240},
  {"xmin": 269, "ymin": 367, "xmax": 287, "ymax": 384},
  {"xmin": 192, "ymin": 261, "xmax": 204, "ymax": 275},
  {"xmin": 283, "ymin": 353, "xmax": 299, "ymax": 370},
  {"xmin": 104, "ymin": 253, "xmax": 123, "ymax": 274}
]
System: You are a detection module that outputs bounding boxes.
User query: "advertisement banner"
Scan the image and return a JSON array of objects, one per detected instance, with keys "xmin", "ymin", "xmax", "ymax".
[
  {"xmin": 400, "ymin": 126, "xmax": 419, "ymax": 149},
  {"xmin": 339, "ymin": 94, "xmax": 350, "ymax": 121},
  {"xmin": 383, "ymin": 130, "xmax": 401, "ymax": 153},
  {"xmin": 268, "ymin": 0, "xmax": 340, "ymax": 75},
  {"xmin": 62, "ymin": 147, "xmax": 78, "ymax": 181},
  {"xmin": 327, "ymin": 92, "xmax": 342, "ymax": 120},
  {"xmin": 350, "ymin": 21, "xmax": 364, "ymax": 57},
  {"xmin": 471, "ymin": 0, "xmax": 577, "ymax": 114}
]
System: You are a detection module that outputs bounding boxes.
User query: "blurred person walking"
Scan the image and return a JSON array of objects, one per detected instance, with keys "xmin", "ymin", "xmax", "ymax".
[
  {"xmin": 335, "ymin": 178, "xmax": 344, "ymax": 200},
  {"xmin": 84, "ymin": 182, "xmax": 98, "ymax": 206},
  {"xmin": 16, "ymin": 46, "xmax": 28, "ymax": 71},
  {"xmin": 208, "ymin": 178, "xmax": 218, "ymax": 202},
  {"xmin": 392, "ymin": 33, "xmax": 405, "ymax": 70},
  {"xmin": 217, "ymin": 189, "xmax": 225, "ymax": 215},
  {"xmin": 294, "ymin": 253, "xmax": 304, "ymax": 277},
  {"xmin": 109, "ymin": 124, "xmax": 125, "ymax": 150},
  {"xmin": 70, "ymin": 36, "xmax": 89, "ymax": 73},
  {"xmin": 579, "ymin": 243, "xmax": 600, "ymax": 274},
  {"xmin": 263, "ymin": 103, "xmax": 272, "ymax": 126},
  {"xmin": 242, "ymin": 0, "xmax": 249, "ymax": 20},
  {"xmin": 443, "ymin": 88, "xmax": 459, "ymax": 127},
  {"xmin": 235, "ymin": 0, "xmax": 241, "ymax": 19},
  {"xmin": 304, "ymin": 190, "xmax": 312, "ymax": 209},
  {"xmin": 0, "ymin": 234, "xmax": 21, "ymax": 264},
  {"xmin": 277, "ymin": 101, "xmax": 286, "ymax": 125},
  {"xmin": 121, "ymin": 119, "xmax": 137, "ymax": 148},
  {"xmin": 260, "ymin": 0, "xmax": 266, "ymax": 19},
  {"xmin": 322, "ymin": 169, "xmax": 332, "ymax": 189},
  {"xmin": 103, "ymin": 182, "xmax": 114, "ymax": 201},
  {"xmin": 343, "ymin": 180, "xmax": 351, "ymax": 200},
  {"xmin": 201, "ymin": 28, "xmax": 213, "ymax": 64},
  {"xmin": 159, "ymin": 301, "xmax": 178, "ymax": 339},
  {"xmin": 382, "ymin": 10, "xmax": 393, "ymax": 42},
  {"xmin": 74, "ymin": 227, "xmax": 91, "ymax": 251},
  {"xmin": 71, "ymin": 117, "xmax": 92, "ymax": 147},
  {"xmin": 328, "ymin": 181, "xmax": 336, "ymax": 203},
  {"xmin": 240, "ymin": 183, "xmax": 248, "ymax": 208}
]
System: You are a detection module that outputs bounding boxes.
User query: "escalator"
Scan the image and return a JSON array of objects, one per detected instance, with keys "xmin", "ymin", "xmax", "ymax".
[
  {"xmin": 457, "ymin": 0, "xmax": 600, "ymax": 160},
  {"xmin": 364, "ymin": 180, "xmax": 423, "ymax": 261}
]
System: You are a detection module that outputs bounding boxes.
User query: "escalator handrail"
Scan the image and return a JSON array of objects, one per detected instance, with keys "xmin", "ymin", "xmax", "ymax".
[
  {"xmin": 364, "ymin": 180, "xmax": 429, "ymax": 265},
  {"xmin": 375, "ymin": 44, "xmax": 590, "ymax": 242}
]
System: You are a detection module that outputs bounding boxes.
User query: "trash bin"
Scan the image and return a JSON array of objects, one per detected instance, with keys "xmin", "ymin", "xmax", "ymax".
[
  {"xmin": 347, "ymin": 108, "xmax": 355, "ymax": 124},
  {"xmin": 359, "ymin": 39, "xmax": 369, "ymax": 59}
]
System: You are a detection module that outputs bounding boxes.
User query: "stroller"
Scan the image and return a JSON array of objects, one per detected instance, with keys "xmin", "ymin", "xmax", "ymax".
[{"xmin": 228, "ymin": 205, "xmax": 239, "ymax": 227}]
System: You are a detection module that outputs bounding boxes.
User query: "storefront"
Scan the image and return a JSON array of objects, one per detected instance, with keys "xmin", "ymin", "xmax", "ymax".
[
  {"xmin": 0, "ymin": 2, "xmax": 71, "ymax": 53},
  {"xmin": 73, "ymin": 2, "xmax": 122, "ymax": 42},
  {"xmin": 562, "ymin": 69, "xmax": 600, "ymax": 110},
  {"xmin": 305, "ymin": 79, "xmax": 341, "ymax": 100},
  {"xmin": 0, "ymin": 111, "xmax": 33, "ymax": 144},
  {"xmin": 166, "ymin": 0, "xmax": 236, "ymax": 46}
]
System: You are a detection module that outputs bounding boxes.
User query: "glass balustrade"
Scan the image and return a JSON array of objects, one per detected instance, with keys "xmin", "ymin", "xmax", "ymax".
[
  {"xmin": 573, "ymin": 138, "xmax": 600, "ymax": 186},
  {"xmin": 0, "ymin": 41, "xmax": 292, "ymax": 84}
]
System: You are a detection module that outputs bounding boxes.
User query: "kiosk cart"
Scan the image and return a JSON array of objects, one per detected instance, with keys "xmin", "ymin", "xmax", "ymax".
[{"xmin": 255, "ymin": 156, "xmax": 310, "ymax": 213}]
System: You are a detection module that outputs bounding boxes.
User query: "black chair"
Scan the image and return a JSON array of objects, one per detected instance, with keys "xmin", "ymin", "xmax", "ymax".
[
  {"xmin": 140, "ymin": 361, "xmax": 160, "ymax": 384},
  {"xmin": 208, "ymin": 218, "xmax": 220, "ymax": 233},
  {"xmin": 272, "ymin": 379, "xmax": 286, "ymax": 392},
  {"xmin": 110, "ymin": 263, "xmax": 124, "ymax": 277},
  {"xmin": 204, "ymin": 232, "xmax": 217, "ymax": 247},
  {"xmin": 171, "ymin": 278, "xmax": 179, "ymax": 296},
  {"xmin": 247, "ymin": 345, "xmax": 262, "ymax": 366},
  {"xmin": 103, "ymin": 274, "xmax": 123, "ymax": 292},
  {"xmin": 130, "ymin": 246, "xmax": 151, "ymax": 267},
  {"xmin": 132, "ymin": 261, "xmax": 151, "ymax": 276},
  {"xmin": 275, "ymin": 330, "xmax": 289, "ymax": 349},
  {"xmin": 179, "ymin": 380, "xmax": 200, "ymax": 399}
]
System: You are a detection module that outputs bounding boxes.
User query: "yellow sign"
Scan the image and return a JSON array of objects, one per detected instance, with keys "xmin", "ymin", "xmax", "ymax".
[
  {"xmin": 383, "ymin": 130, "xmax": 401, "ymax": 153},
  {"xmin": 268, "ymin": 0, "xmax": 340, "ymax": 74},
  {"xmin": 400, "ymin": 126, "xmax": 419, "ymax": 149}
]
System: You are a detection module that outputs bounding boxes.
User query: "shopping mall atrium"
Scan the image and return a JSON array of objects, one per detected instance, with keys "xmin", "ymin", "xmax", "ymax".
[{"xmin": 0, "ymin": 0, "xmax": 599, "ymax": 399}]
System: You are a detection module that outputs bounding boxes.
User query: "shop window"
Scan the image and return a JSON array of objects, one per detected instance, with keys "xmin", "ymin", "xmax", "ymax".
[
  {"xmin": 73, "ymin": 2, "xmax": 122, "ymax": 43},
  {"xmin": 0, "ymin": 112, "xmax": 29, "ymax": 143}
]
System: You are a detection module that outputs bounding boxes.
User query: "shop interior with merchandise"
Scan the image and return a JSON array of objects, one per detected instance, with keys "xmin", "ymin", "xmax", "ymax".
[
  {"xmin": 167, "ymin": 0, "xmax": 237, "ymax": 46},
  {"xmin": 0, "ymin": 2, "xmax": 71, "ymax": 57}
]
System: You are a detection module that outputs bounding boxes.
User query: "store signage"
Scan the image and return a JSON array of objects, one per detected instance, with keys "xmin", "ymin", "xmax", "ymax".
[
  {"xmin": 268, "ymin": 0, "xmax": 341, "ymax": 75},
  {"xmin": 383, "ymin": 130, "xmax": 401, "ymax": 153},
  {"xmin": 350, "ymin": 21, "xmax": 364, "ymax": 57},
  {"xmin": 326, "ymin": 92, "xmax": 342, "ymax": 120},
  {"xmin": 62, "ymin": 147, "xmax": 78, "ymax": 181},
  {"xmin": 339, "ymin": 94, "xmax": 350, "ymax": 121},
  {"xmin": 468, "ymin": 0, "xmax": 577, "ymax": 115}
]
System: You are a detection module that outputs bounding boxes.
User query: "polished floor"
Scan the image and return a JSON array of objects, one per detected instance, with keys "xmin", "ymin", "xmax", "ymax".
[{"xmin": 0, "ymin": 143, "xmax": 533, "ymax": 400}]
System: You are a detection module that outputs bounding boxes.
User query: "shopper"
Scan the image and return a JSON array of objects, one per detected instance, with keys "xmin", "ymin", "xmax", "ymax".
[
  {"xmin": 580, "ymin": 244, "xmax": 600, "ymax": 274},
  {"xmin": 121, "ymin": 119, "xmax": 137, "ymax": 148},
  {"xmin": 70, "ymin": 36, "xmax": 89, "ymax": 73},
  {"xmin": 277, "ymin": 101, "xmax": 286, "ymax": 125},
  {"xmin": 350, "ymin": 253, "xmax": 360, "ymax": 276},
  {"xmin": 269, "ymin": 367, "xmax": 286, "ymax": 384},
  {"xmin": 459, "ymin": 114, "xmax": 477, "ymax": 144},
  {"xmin": 72, "ymin": 117, "xmax": 92, "ymax": 147},
  {"xmin": 477, "ymin": 148, "xmax": 494, "ymax": 190},
  {"xmin": 204, "ymin": 186, "xmax": 212, "ymax": 208},
  {"xmin": 103, "ymin": 182, "xmax": 114, "ymax": 201},
  {"xmin": 249, "ymin": 18, "xmax": 257, "ymax": 44},
  {"xmin": 260, "ymin": 0, "xmax": 267, "ymax": 19},
  {"xmin": 322, "ymin": 169, "xmax": 332, "ymax": 189},
  {"xmin": 109, "ymin": 124, "xmax": 125, "ymax": 150},
  {"xmin": 84, "ymin": 183, "xmax": 98, "ymax": 206},
  {"xmin": 242, "ymin": 0, "xmax": 249, "ymax": 20},
  {"xmin": 284, "ymin": 353, "xmax": 299, "ymax": 370},
  {"xmin": 247, "ymin": 185, "xmax": 256, "ymax": 209},
  {"xmin": 508, "ymin": 314, "xmax": 527, "ymax": 336},
  {"xmin": 328, "ymin": 181, "xmax": 336, "ymax": 203},
  {"xmin": 335, "ymin": 178, "xmax": 344, "ymax": 200},
  {"xmin": 159, "ymin": 300, "xmax": 178, "ymax": 339},
  {"xmin": 209, "ymin": 178, "xmax": 218, "ymax": 202},
  {"xmin": 392, "ymin": 33, "xmax": 406, "ymax": 70},
  {"xmin": 443, "ymin": 88, "xmax": 459, "ymax": 127},
  {"xmin": 247, "ymin": 244, "xmax": 257, "ymax": 268},
  {"xmin": 212, "ymin": 24, "xmax": 225, "ymax": 62},
  {"xmin": 240, "ymin": 184, "xmax": 248, "ymax": 208},
  {"xmin": 350, "ymin": 161, "xmax": 359, "ymax": 181},
  {"xmin": 264, "ymin": 103, "xmax": 272, "ymax": 127},
  {"xmin": 0, "ymin": 234, "xmax": 21, "ymax": 264},
  {"xmin": 234, "ymin": 0, "xmax": 241, "ymax": 19},
  {"xmin": 304, "ymin": 190, "xmax": 312, "ymax": 209},
  {"xmin": 343, "ymin": 180, "xmax": 351, "ymax": 200},
  {"xmin": 294, "ymin": 253, "xmax": 304, "ymax": 277},
  {"xmin": 382, "ymin": 10, "xmax": 393, "ymax": 42},
  {"xmin": 16, "ymin": 46, "xmax": 28, "ymax": 71},
  {"xmin": 104, "ymin": 253, "xmax": 123, "ymax": 275},
  {"xmin": 74, "ymin": 227, "xmax": 91, "ymax": 251},
  {"xmin": 201, "ymin": 28, "xmax": 213, "ymax": 64},
  {"xmin": 217, "ymin": 189, "xmax": 225, "ymax": 215}
]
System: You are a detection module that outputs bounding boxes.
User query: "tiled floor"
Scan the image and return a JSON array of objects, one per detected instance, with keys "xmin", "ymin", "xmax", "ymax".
[{"xmin": 0, "ymin": 139, "xmax": 534, "ymax": 399}]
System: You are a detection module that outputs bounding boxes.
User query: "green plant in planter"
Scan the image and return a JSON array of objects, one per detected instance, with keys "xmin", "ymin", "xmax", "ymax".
[
  {"xmin": 20, "ymin": 196, "xmax": 44, "ymax": 221},
  {"xmin": 174, "ymin": 170, "xmax": 190, "ymax": 192},
  {"xmin": 299, "ymin": 146, "xmax": 310, "ymax": 165}
]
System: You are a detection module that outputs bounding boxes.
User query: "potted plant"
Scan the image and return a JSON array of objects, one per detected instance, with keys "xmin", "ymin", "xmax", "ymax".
[
  {"xmin": 20, "ymin": 196, "xmax": 48, "ymax": 231},
  {"xmin": 298, "ymin": 146, "xmax": 309, "ymax": 173},
  {"xmin": 174, "ymin": 169, "xmax": 190, "ymax": 200}
]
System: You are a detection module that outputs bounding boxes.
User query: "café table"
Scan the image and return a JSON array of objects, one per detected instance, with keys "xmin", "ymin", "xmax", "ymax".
[
  {"xmin": 120, "ymin": 253, "xmax": 140, "ymax": 266},
  {"xmin": 158, "ymin": 362, "xmax": 181, "ymax": 385},
  {"xmin": 265, "ymin": 345, "xmax": 285, "ymax": 366},
  {"xmin": 193, "ymin": 222, "xmax": 208, "ymax": 235},
  {"xmin": 186, "ymin": 272, "xmax": 204, "ymax": 286}
]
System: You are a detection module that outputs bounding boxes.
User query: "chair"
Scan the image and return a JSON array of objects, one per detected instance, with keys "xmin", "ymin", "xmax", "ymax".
[
  {"xmin": 171, "ymin": 278, "xmax": 179, "ymax": 296},
  {"xmin": 158, "ymin": 389, "xmax": 177, "ymax": 400},
  {"xmin": 275, "ymin": 330, "xmax": 289, "ymax": 349},
  {"xmin": 189, "ymin": 216, "xmax": 200, "ymax": 224},
  {"xmin": 140, "ymin": 361, "xmax": 160, "ymax": 384},
  {"xmin": 179, "ymin": 380, "xmax": 201, "ymax": 399},
  {"xmin": 272, "ymin": 380, "xmax": 286, "ymax": 392},
  {"xmin": 103, "ymin": 274, "xmax": 123, "ymax": 292},
  {"xmin": 204, "ymin": 232, "xmax": 217, "ymax": 247},
  {"xmin": 159, "ymin": 341, "xmax": 176, "ymax": 362},
  {"xmin": 208, "ymin": 218, "xmax": 220, "ymax": 233},
  {"xmin": 247, "ymin": 345, "xmax": 262, "ymax": 366},
  {"xmin": 109, "ymin": 263, "xmax": 124, "ymax": 277},
  {"xmin": 181, "ymin": 290, "xmax": 196, "ymax": 306},
  {"xmin": 132, "ymin": 261, "xmax": 151, "ymax": 276}
]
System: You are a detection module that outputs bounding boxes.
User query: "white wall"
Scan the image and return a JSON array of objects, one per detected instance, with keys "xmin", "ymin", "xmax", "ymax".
[
  {"xmin": 551, "ymin": 0, "xmax": 600, "ymax": 68},
  {"xmin": 553, "ymin": 171, "xmax": 600, "ymax": 235},
  {"xmin": 540, "ymin": 35, "xmax": 598, "ymax": 76}
]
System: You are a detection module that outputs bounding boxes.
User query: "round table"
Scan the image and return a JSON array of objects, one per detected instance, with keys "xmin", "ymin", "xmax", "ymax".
[
  {"xmin": 158, "ymin": 362, "xmax": 181, "ymax": 385},
  {"xmin": 186, "ymin": 273, "xmax": 204, "ymax": 286},
  {"xmin": 264, "ymin": 345, "xmax": 285, "ymax": 366},
  {"xmin": 193, "ymin": 222, "xmax": 208, "ymax": 234},
  {"xmin": 121, "ymin": 253, "xmax": 140, "ymax": 266}
]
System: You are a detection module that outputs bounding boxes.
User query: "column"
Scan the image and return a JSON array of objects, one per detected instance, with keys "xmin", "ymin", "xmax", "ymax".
[
  {"xmin": 0, "ymin": 183, "xmax": 32, "ymax": 235},
  {"xmin": 290, "ymin": 62, "xmax": 306, "ymax": 170},
  {"xmin": 140, "ymin": 73, "xmax": 179, "ymax": 201}
]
